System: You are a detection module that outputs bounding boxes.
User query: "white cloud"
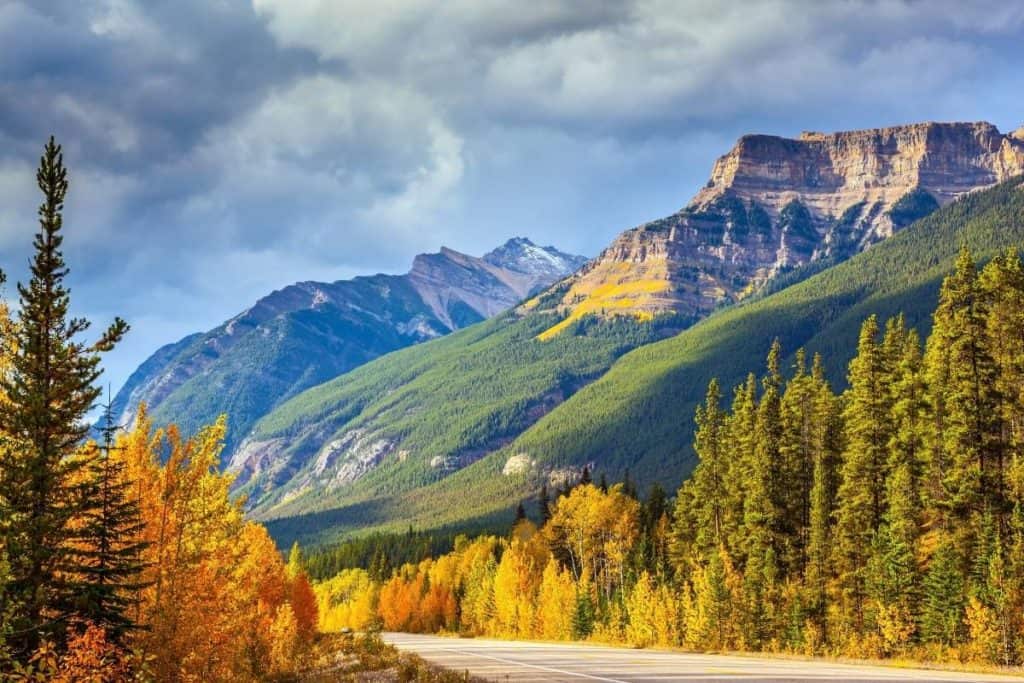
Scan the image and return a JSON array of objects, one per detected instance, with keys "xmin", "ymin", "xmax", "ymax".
[
  {"xmin": 185, "ymin": 74, "xmax": 465, "ymax": 257},
  {"xmin": 251, "ymin": 0, "xmax": 1022, "ymax": 133}
]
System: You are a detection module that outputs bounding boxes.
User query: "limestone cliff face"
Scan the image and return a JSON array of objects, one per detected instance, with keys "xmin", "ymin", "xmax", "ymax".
[{"xmin": 536, "ymin": 121, "xmax": 1024, "ymax": 334}]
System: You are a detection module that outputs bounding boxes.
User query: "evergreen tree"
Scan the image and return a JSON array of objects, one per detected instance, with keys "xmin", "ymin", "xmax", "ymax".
[
  {"xmin": 740, "ymin": 342, "xmax": 783, "ymax": 646},
  {"xmin": 833, "ymin": 315, "xmax": 891, "ymax": 628},
  {"xmin": 643, "ymin": 483, "xmax": 668, "ymax": 534},
  {"xmin": 539, "ymin": 483, "xmax": 551, "ymax": 524},
  {"xmin": 979, "ymin": 250, "xmax": 1024, "ymax": 516},
  {"xmin": 73, "ymin": 399, "xmax": 148, "ymax": 643},
  {"xmin": 514, "ymin": 501, "xmax": 527, "ymax": 524},
  {"xmin": 778, "ymin": 350, "xmax": 816, "ymax": 573},
  {"xmin": 920, "ymin": 540, "xmax": 965, "ymax": 646},
  {"xmin": 579, "ymin": 465, "xmax": 592, "ymax": 486},
  {"xmin": 866, "ymin": 461, "xmax": 920, "ymax": 643},
  {"xmin": 571, "ymin": 587, "xmax": 595, "ymax": 639},
  {"xmin": 0, "ymin": 138, "xmax": 128, "ymax": 656},
  {"xmin": 689, "ymin": 379, "xmax": 729, "ymax": 555},
  {"xmin": 758, "ymin": 340, "xmax": 784, "ymax": 541},
  {"xmin": 923, "ymin": 247, "xmax": 1003, "ymax": 539},
  {"xmin": 939, "ymin": 248, "xmax": 1003, "ymax": 523},
  {"xmin": 622, "ymin": 468, "xmax": 638, "ymax": 499},
  {"xmin": 804, "ymin": 354, "xmax": 841, "ymax": 637},
  {"xmin": 726, "ymin": 373, "xmax": 759, "ymax": 558}
]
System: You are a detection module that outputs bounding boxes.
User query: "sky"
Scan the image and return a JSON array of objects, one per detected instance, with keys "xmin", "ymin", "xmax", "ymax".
[{"xmin": 1, "ymin": 0, "xmax": 1023, "ymax": 394}]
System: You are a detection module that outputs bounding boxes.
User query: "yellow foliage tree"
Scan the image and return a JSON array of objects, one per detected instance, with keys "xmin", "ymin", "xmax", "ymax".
[
  {"xmin": 315, "ymin": 568, "xmax": 377, "ymax": 632},
  {"xmin": 113, "ymin": 407, "xmax": 312, "ymax": 680},
  {"xmin": 535, "ymin": 558, "xmax": 575, "ymax": 640},
  {"xmin": 544, "ymin": 484, "xmax": 639, "ymax": 599}
]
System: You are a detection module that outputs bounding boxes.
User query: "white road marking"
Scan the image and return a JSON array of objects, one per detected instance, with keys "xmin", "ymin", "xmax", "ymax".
[{"xmin": 436, "ymin": 647, "xmax": 629, "ymax": 682}]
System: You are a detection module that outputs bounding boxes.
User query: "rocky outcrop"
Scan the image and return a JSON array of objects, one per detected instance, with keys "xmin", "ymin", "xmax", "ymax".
[
  {"xmin": 407, "ymin": 241, "xmax": 584, "ymax": 330},
  {"xmin": 536, "ymin": 122, "xmax": 1024, "ymax": 335}
]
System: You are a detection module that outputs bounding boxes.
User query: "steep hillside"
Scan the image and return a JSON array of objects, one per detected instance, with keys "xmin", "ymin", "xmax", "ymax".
[
  {"xmin": 534, "ymin": 122, "xmax": 1024, "ymax": 338},
  {"xmin": 236, "ymin": 308, "xmax": 686, "ymax": 511},
  {"xmin": 111, "ymin": 238, "xmax": 584, "ymax": 456},
  {"xmin": 266, "ymin": 177, "xmax": 1024, "ymax": 547}
]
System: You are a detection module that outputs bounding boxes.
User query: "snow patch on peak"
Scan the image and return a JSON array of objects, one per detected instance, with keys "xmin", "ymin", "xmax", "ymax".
[{"xmin": 483, "ymin": 237, "xmax": 587, "ymax": 278}]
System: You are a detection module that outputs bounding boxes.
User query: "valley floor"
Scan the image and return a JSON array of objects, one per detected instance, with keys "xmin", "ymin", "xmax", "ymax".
[{"xmin": 382, "ymin": 633, "xmax": 1024, "ymax": 683}]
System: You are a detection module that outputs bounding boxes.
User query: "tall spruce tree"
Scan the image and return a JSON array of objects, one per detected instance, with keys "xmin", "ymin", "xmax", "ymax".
[
  {"xmin": 74, "ymin": 398, "xmax": 148, "ymax": 643},
  {"xmin": 979, "ymin": 250, "xmax": 1024, "ymax": 517},
  {"xmin": 0, "ymin": 138, "xmax": 128, "ymax": 655},
  {"xmin": 833, "ymin": 315, "xmax": 892, "ymax": 628},
  {"xmin": 741, "ymin": 342, "xmax": 783, "ymax": 646},
  {"xmin": 938, "ymin": 248, "xmax": 1003, "ymax": 524},
  {"xmin": 778, "ymin": 350, "xmax": 816, "ymax": 573},
  {"xmin": 690, "ymin": 379, "xmax": 729, "ymax": 555},
  {"xmin": 804, "ymin": 354, "xmax": 841, "ymax": 637},
  {"xmin": 921, "ymin": 539, "xmax": 965, "ymax": 646},
  {"xmin": 725, "ymin": 373, "xmax": 758, "ymax": 557}
]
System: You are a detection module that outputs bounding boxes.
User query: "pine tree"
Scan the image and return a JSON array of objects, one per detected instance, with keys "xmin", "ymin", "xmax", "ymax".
[
  {"xmin": 866, "ymin": 461, "xmax": 920, "ymax": 646},
  {"xmin": 833, "ymin": 315, "xmax": 891, "ymax": 629},
  {"xmin": 73, "ymin": 398, "xmax": 148, "ymax": 644},
  {"xmin": 622, "ymin": 468, "xmax": 637, "ymax": 499},
  {"xmin": 579, "ymin": 466, "xmax": 592, "ymax": 486},
  {"xmin": 514, "ymin": 501, "xmax": 527, "ymax": 524},
  {"xmin": 939, "ymin": 248, "xmax": 1003, "ymax": 523},
  {"xmin": 571, "ymin": 585, "xmax": 595, "ymax": 639},
  {"xmin": 864, "ymin": 327, "xmax": 925, "ymax": 640},
  {"xmin": 778, "ymin": 349, "xmax": 816, "ymax": 573},
  {"xmin": 923, "ymin": 248, "xmax": 1003, "ymax": 541},
  {"xmin": 979, "ymin": 250, "xmax": 1024, "ymax": 518},
  {"xmin": 689, "ymin": 379, "xmax": 729, "ymax": 555},
  {"xmin": 740, "ymin": 342, "xmax": 783, "ymax": 646},
  {"xmin": 726, "ymin": 373, "xmax": 759, "ymax": 558},
  {"xmin": 921, "ymin": 539, "xmax": 965, "ymax": 646},
  {"xmin": 758, "ymin": 340, "xmax": 784, "ymax": 540},
  {"xmin": 539, "ymin": 484, "xmax": 551, "ymax": 524},
  {"xmin": 804, "ymin": 354, "xmax": 841, "ymax": 637},
  {"xmin": 0, "ymin": 138, "xmax": 128, "ymax": 656}
]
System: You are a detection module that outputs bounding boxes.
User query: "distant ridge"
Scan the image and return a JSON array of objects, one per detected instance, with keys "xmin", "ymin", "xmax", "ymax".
[{"xmin": 110, "ymin": 238, "xmax": 585, "ymax": 463}]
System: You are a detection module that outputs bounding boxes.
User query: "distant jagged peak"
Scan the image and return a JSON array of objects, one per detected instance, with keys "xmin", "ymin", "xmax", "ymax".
[{"xmin": 484, "ymin": 236, "xmax": 588, "ymax": 277}]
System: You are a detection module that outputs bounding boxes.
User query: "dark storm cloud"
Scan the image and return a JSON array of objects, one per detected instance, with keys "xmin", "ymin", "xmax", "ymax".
[{"xmin": 0, "ymin": 0, "xmax": 1022, "ymax": 392}]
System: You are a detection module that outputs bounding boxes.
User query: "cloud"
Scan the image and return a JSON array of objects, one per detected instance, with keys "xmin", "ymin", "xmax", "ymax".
[
  {"xmin": 0, "ymin": 0, "xmax": 1022, "ymax": 394},
  {"xmin": 187, "ymin": 74, "xmax": 465, "ymax": 257}
]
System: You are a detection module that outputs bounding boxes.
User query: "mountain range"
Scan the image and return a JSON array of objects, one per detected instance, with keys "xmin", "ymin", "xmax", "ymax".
[
  {"xmin": 112, "ymin": 120, "xmax": 1024, "ymax": 547},
  {"xmin": 110, "ymin": 238, "xmax": 586, "ymax": 459}
]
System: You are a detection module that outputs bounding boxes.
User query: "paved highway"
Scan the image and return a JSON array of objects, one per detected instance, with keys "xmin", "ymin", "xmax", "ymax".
[{"xmin": 384, "ymin": 632, "xmax": 1023, "ymax": 682}]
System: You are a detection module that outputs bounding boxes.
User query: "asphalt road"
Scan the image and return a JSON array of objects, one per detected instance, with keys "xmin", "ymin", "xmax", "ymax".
[{"xmin": 383, "ymin": 632, "xmax": 1023, "ymax": 682}]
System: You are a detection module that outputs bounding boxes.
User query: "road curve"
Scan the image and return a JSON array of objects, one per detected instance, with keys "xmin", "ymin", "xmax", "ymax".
[{"xmin": 383, "ymin": 632, "xmax": 1023, "ymax": 682}]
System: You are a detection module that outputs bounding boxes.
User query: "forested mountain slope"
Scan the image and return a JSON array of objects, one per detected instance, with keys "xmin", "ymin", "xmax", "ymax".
[
  {"xmin": 266, "ymin": 177, "xmax": 1024, "ymax": 547},
  {"xmin": 111, "ymin": 238, "xmax": 584, "ymax": 456}
]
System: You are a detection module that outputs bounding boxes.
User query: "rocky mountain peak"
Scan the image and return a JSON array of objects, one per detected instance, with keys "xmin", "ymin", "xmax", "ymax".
[
  {"xmin": 484, "ymin": 237, "xmax": 588, "ymax": 280},
  {"xmin": 534, "ymin": 121, "xmax": 1024, "ymax": 339},
  {"xmin": 406, "ymin": 240, "xmax": 584, "ymax": 330}
]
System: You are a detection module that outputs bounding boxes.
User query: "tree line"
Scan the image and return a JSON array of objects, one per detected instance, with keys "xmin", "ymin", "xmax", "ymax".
[
  {"xmin": 0, "ymin": 139, "xmax": 319, "ymax": 680},
  {"xmin": 317, "ymin": 246, "xmax": 1024, "ymax": 666}
]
